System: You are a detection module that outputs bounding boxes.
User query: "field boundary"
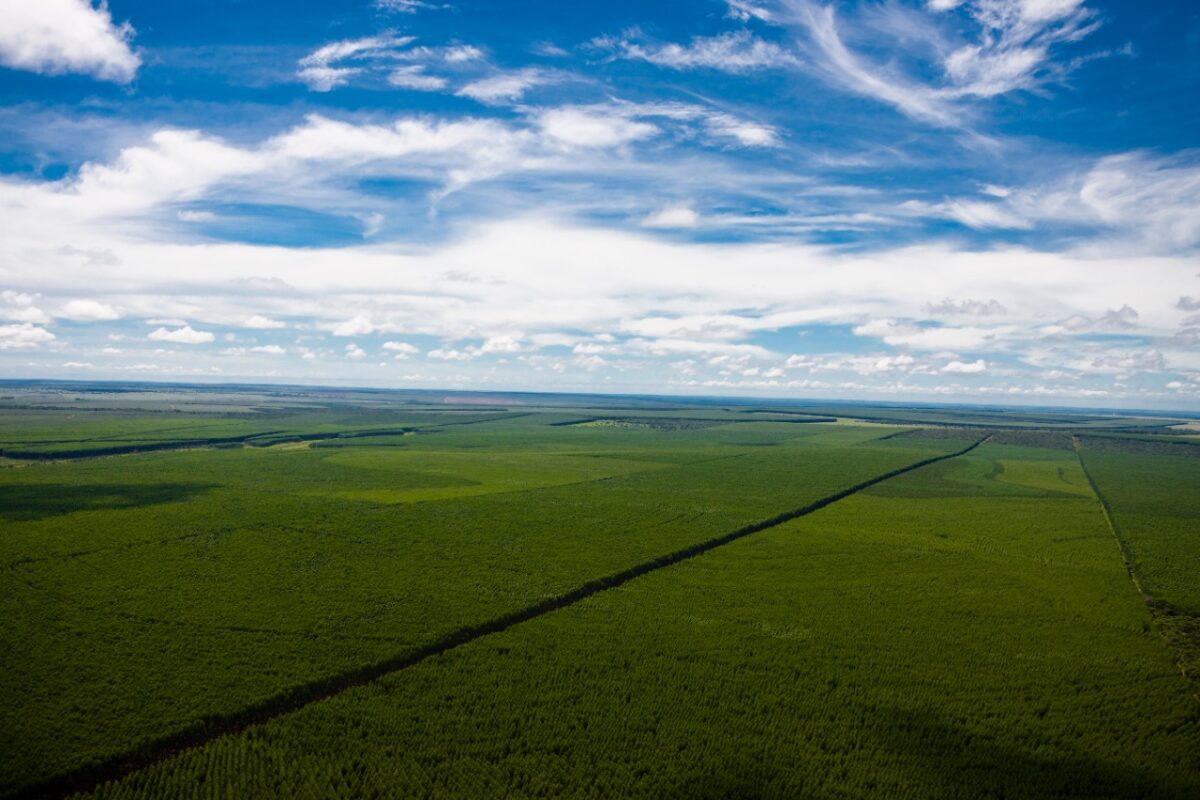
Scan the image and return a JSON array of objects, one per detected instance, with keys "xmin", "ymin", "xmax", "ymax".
[
  {"xmin": 0, "ymin": 413, "xmax": 531, "ymax": 462},
  {"xmin": 13, "ymin": 436, "xmax": 988, "ymax": 800},
  {"xmin": 1072, "ymin": 437, "xmax": 1197, "ymax": 695}
]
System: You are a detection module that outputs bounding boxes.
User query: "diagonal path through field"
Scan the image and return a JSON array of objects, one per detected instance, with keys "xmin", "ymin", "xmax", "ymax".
[{"xmin": 15, "ymin": 436, "xmax": 988, "ymax": 800}]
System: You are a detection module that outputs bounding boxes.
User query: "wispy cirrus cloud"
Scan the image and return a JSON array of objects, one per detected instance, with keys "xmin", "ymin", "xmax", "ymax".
[
  {"xmin": 456, "ymin": 68, "xmax": 556, "ymax": 104},
  {"xmin": 297, "ymin": 33, "xmax": 415, "ymax": 91},
  {"xmin": 932, "ymin": 0, "xmax": 1100, "ymax": 98},
  {"xmin": 904, "ymin": 151, "xmax": 1200, "ymax": 250},
  {"xmin": 776, "ymin": 0, "xmax": 1104, "ymax": 126},
  {"xmin": 594, "ymin": 30, "xmax": 798, "ymax": 72}
]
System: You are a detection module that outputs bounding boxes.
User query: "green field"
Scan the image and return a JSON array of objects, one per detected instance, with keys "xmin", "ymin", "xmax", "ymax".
[{"xmin": 0, "ymin": 384, "xmax": 1197, "ymax": 798}]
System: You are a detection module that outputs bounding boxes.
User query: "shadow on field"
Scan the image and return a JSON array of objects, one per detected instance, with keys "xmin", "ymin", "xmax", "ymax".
[
  {"xmin": 858, "ymin": 704, "xmax": 1185, "ymax": 800},
  {"xmin": 669, "ymin": 703, "xmax": 1186, "ymax": 799},
  {"xmin": 0, "ymin": 482, "xmax": 215, "ymax": 521}
]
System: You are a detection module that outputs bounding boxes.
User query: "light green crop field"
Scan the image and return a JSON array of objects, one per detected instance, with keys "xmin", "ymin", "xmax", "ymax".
[{"xmin": 0, "ymin": 385, "xmax": 1196, "ymax": 799}]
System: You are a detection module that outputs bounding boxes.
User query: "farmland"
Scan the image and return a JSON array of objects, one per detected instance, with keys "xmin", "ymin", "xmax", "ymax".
[{"xmin": 1, "ymin": 383, "xmax": 1197, "ymax": 798}]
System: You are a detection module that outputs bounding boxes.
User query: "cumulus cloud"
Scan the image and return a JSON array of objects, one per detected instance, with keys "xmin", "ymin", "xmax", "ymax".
[
  {"xmin": 0, "ymin": 0, "xmax": 140, "ymax": 83},
  {"xmin": 243, "ymin": 315, "xmax": 285, "ymax": 329},
  {"xmin": 1054, "ymin": 304, "xmax": 1139, "ymax": 333},
  {"xmin": 926, "ymin": 298, "xmax": 1008, "ymax": 316},
  {"xmin": 0, "ymin": 323, "xmax": 55, "ymax": 349},
  {"xmin": 854, "ymin": 318, "xmax": 1004, "ymax": 351},
  {"xmin": 383, "ymin": 340, "xmax": 420, "ymax": 358},
  {"xmin": 332, "ymin": 315, "xmax": 376, "ymax": 336},
  {"xmin": 58, "ymin": 299, "xmax": 120, "ymax": 321},
  {"xmin": 942, "ymin": 358, "xmax": 987, "ymax": 373},
  {"xmin": 147, "ymin": 325, "xmax": 214, "ymax": 344},
  {"xmin": 428, "ymin": 347, "xmax": 474, "ymax": 360},
  {"xmin": 1, "ymin": 291, "xmax": 51, "ymax": 324}
]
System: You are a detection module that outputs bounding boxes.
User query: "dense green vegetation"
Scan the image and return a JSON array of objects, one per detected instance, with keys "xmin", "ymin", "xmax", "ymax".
[
  {"xmin": 1, "ymin": 383, "xmax": 1196, "ymax": 799},
  {"xmin": 78, "ymin": 442, "xmax": 1200, "ymax": 799},
  {"xmin": 1078, "ymin": 444, "xmax": 1200, "ymax": 674}
]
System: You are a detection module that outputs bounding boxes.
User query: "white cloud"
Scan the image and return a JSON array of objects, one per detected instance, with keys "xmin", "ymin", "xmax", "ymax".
[
  {"xmin": 428, "ymin": 347, "xmax": 474, "ymax": 360},
  {"xmin": 642, "ymin": 205, "xmax": 700, "ymax": 229},
  {"xmin": 58, "ymin": 298, "xmax": 121, "ymax": 321},
  {"xmin": 147, "ymin": 325, "xmax": 214, "ymax": 344},
  {"xmin": 387, "ymin": 65, "xmax": 448, "ymax": 91},
  {"xmin": 298, "ymin": 34, "xmax": 415, "ymax": 91},
  {"xmin": 1, "ymin": 291, "xmax": 50, "ymax": 323},
  {"xmin": 901, "ymin": 198, "xmax": 1032, "ymax": 229},
  {"xmin": 602, "ymin": 30, "xmax": 797, "ymax": 72},
  {"xmin": 937, "ymin": 1, "xmax": 1099, "ymax": 98},
  {"xmin": 177, "ymin": 210, "xmax": 216, "ymax": 222},
  {"xmin": 480, "ymin": 335, "xmax": 523, "ymax": 354},
  {"xmin": 704, "ymin": 114, "xmax": 780, "ymax": 147},
  {"xmin": 297, "ymin": 65, "xmax": 361, "ymax": 92},
  {"xmin": 383, "ymin": 340, "xmax": 420, "ymax": 358},
  {"xmin": 922, "ymin": 152, "xmax": 1200, "ymax": 248},
  {"xmin": 456, "ymin": 68, "xmax": 551, "ymax": 104},
  {"xmin": 0, "ymin": 323, "xmax": 55, "ymax": 349},
  {"xmin": 251, "ymin": 344, "xmax": 285, "ymax": 355},
  {"xmin": 853, "ymin": 318, "xmax": 1004, "ymax": 351},
  {"xmin": 926, "ymin": 298, "xmax": 1008, "ymax": 316},
  {"xmin": 375, "ymin": 0, "xmax": 438, "ymax": 13},
  {"xmin": 345, "ymin": 343, "xmax": 367, "ymax": 359},
  {"xmin": 942, "ymin": 358, "xmax": 987, "ymax": 373},
  {"xmin": 791, "ymin": 1, "xmax": 961, "ymax": 126},
  {"xmin": 536, "ymin": 107, "xmax": 658, "ymax": 148},
  {"xmin": 443, "ymin": 45, "xmax": 483, "ymax": 62},
  {"xmin": 0, "ymin": 0, "xmax": 140, "ymax": 83},
  {"xmin": 357, "ymin": 212, "xmax": 385, "ymax": 237},
  {"xmin": 243, "ymin": 315, "xmax": 286, "ymax": 329},
  {"xmin": 332, "ymin": 315, "xmax": 376, "ymax": 336},
  {"xmin": 727, "ymin": 1, "xmax": 775, "ymax": 22},
  {"xmin": 2, "ymin": 99, "xmax": 1196, "ymax": 405},
  {"xmin": 786, "ymin": 0, "xmax": 1101, "ymax": 126}
]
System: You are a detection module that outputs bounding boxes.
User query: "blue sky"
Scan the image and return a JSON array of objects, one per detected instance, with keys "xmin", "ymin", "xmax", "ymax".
[{"xmin": 0, "ymin": 0, "xmax": 1198, "ymax": 409}]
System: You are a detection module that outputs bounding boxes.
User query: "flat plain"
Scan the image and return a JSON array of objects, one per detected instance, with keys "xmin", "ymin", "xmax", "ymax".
[{"xmin": 1, "ymin": 383, "xmax": 1197, "ymax": 799}]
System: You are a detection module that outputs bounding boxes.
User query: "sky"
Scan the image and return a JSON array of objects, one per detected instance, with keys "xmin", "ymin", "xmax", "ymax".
[{"xmin": 0, "ymin": 0, "xmax": 1198, "ymax": 409}]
